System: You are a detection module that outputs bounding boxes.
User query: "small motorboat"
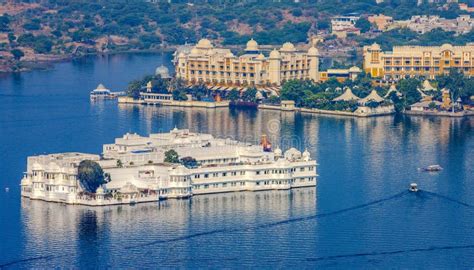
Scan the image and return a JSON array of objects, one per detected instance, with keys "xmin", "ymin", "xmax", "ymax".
[
  {"xmin": 409, "ymin": 183, "xmax": 418, "ymax": 192},
  {"xmin": 420, "ymin": 165, "xmax": 443, "ymax": 172},
  {"xmin": 5, "ymin": 187, "xmax": 9, "ymax": 192}
]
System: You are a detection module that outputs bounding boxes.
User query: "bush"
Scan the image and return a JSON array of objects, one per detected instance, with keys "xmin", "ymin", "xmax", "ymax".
[
  {"xmin": 11, "ymin": 49, "xmax": 24, "ymax": 61},
  {"xmin": 164, "ymin": 149, "xmax": 180, "ymax": 163}
]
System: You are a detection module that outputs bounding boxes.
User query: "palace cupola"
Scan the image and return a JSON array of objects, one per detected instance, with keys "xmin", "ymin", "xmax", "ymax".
[{"xmin": 245, "ymin": 38, "xmax": 259, "ymax": 54}]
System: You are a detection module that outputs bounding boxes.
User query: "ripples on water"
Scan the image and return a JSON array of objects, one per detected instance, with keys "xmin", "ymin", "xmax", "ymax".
[{"xmin": 1, "ymin": 53, "xmax": 473, "ymax": 268}]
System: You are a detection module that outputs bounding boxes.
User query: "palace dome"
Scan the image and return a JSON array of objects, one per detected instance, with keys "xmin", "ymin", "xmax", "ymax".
[
  {"xmin": 349, "ymin": 66, "xmax": 361, "ymax": 72},
  {"xmin": 274, "ymin": 146, "xmax": 283, "ymax": 157},
  {"xmin": 155, "ymin": 65, "xmax": 170, "ymax": 79},
  {"xmin": 32, "ymin": 163, "xmax": 43, "ymax": 171},
  {"xmin": 307, "ymin": 46, "xmax": 319, "ymax": 56},
  {"xmin": 96, "ymin": 185, "xmax": 105, "ymax": 194},
  {"xmin": 245, "ymin": 38, "xmax": 259, "ymax": 52},
  {"xmin": 96, "ymin": 83, "xmax": 107, "ymax": 90},
  {"xmin": 190, "ymin": 48, "xmax": 199, "ymax": 55},
  {"xmin": 196, "ymin": 38, "xmax": 213, "ymax": 49},
  {"xmin": 440, "ymin": 43, "xmax": 453, "ymax": 51},
  {"xmin": 370, "ymin": 42, "xmax": 381, "ymax": 51},
  {"xmin": 256, "ymin": 53, "xmax": 265, "ymax": 60},
  {"xmin": 280, "ymin": 42, "xmax": 296, "ymax": 52},
  {"xmin": 302, "ymin": 149, "xmax": 311, "ymax": 161},
  {"xmin": 269, "ymin": 49, "xmax": 281, "ymax": 59},
  {"xmin": 284, "ymin": 148, "xmax": 301, "ymax": 160}
]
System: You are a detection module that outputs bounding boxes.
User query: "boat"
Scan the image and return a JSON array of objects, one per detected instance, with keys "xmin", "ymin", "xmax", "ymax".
[
  {"xmin": 409, "ymin": 183, "xmax": 418, "ymax": 192},
  {"xmin": 420, "ymin": 165, "xmax": 443, "ymax": 172}
]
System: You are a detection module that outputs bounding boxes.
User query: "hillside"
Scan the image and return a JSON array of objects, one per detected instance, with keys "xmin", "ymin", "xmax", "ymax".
[{"xmin": 0, "ymin": 0, "xmax": 473, "ymax": 72}]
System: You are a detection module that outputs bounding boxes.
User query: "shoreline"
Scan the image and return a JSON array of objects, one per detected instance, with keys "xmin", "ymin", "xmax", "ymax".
[
  {"xmin": 0, "ymin": 48, "xmax": 177, "ymax": 74},
  {"xmin": 404, "ymin": 110, "xmax": 474, "ymax": 118}
]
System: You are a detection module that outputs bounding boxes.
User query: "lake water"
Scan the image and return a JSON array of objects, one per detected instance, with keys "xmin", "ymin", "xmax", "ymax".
[{"xmin": 1, "ymin": 53, "xmax": 473, "ymax": 268}]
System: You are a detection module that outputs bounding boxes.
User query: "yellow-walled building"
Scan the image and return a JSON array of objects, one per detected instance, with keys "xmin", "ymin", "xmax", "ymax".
[
  {"xmin": 175, "ymin": 39, "xmax": 320, "ymax": 87},
  {"xmin": 363, "ymin": 43, "xmax": 474, "ymax": 81}
]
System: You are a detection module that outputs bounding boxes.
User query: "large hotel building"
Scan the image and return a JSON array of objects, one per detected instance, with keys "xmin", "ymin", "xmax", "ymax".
[
  {"xmin": 174, "ymin": 39, "xmax": 320, "ymax": 87},
  {"xmin": 363, "ymin": 43, "xmax": 474, "ymax": 80}
]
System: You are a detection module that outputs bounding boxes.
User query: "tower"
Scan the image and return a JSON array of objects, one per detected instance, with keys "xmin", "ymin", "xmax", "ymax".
[
  {"xmin": 307, "ymin": 46, "xmax": 320, "ymax": 82},
  {"xmin": 268, "ymin": 49, "xmax": 281, "ymax": 85}
]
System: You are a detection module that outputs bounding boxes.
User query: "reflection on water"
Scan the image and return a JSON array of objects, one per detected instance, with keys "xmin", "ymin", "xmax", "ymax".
[{"xmin": 19, "ymin": 189, "xmax": 316, "ymax": 267}]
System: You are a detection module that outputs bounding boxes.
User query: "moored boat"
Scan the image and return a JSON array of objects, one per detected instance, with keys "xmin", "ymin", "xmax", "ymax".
[{"xmin": 420, "ymin": 165, "xmax": 443, "ymax": 172}]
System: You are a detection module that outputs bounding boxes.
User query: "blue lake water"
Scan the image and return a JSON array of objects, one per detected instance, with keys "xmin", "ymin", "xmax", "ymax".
[{"xmin": 0, "ymin": 53, "xmax": 473, "ymax": 268}]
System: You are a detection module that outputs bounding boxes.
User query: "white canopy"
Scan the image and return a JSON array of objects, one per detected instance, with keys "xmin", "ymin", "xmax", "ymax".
[
  {"xmin": 384, "ymin": 84, "xmax": 402, "ymax": 98},
  {"xmin": 359, "ymin": 90, "xmax": 384, "ymax": 105},
  {"xmin": 333, "ymin": 88, "xmax": 360, "ymax": 102},
  {"xmin": 422, "ymin": 80, "xmax": 436, "ymax": 91}
]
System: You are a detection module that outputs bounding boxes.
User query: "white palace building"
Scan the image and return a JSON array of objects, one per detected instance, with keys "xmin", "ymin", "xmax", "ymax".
[{"xmin": 20, "ymin": 128, "xmax": 317, "ymax": 206}]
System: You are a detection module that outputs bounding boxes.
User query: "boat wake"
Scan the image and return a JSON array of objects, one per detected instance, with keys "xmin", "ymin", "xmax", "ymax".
[
  {"xmin": 5, "ymin": 189, "xmax": 474, "ymax": 267},
  {"xmin": 125, "ymin": 190, "xmax": 410, "ymax": 249},
  {"xmin": 305, "ymin": 244, "xmax": 474, "ymax": 262},
  {"xmin": 420, "ymin": 190, "xmax": 474, "ymax": 208}
]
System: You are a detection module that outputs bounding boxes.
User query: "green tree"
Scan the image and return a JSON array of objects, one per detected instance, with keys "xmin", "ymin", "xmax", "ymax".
[
  {"xmin": 291, "ymin": 8, "xmax": 303, "ymax": 17},
  {"xmin": 116, "ymin": 159, "xmax": 123, "ymax": 168},
  {"xmin": 8, "ymin": 33, "xmax": 15, "ymax": 43},
  {"xmin": 355, "ymin": 18, "xmax": 372, "ymax": 33},
  {"xmin": 77, "ymin": 160, "xmax": 105, "ymax": 193},
  {"xmin": 164, "ymin": 149, "xmax": 180, "ymax": 163},
  {"xmin": 267, "ymin": 95, "xmax": 281, "ymax": 105},
  {"xmin": 191, "ymin": 84, "xmax": 208, "ymax": 101},
  {"xmin": 126, "ymin": 79, "xmax": 142, "ymax": 99},
  {"xmin": 437, "ymin": 70, "xmax": 467, "ymax": 100},
  {"xmin": 398, "ymin": 78, "xmax": 422, "ymax": 107},
  {"xmin": 172, "ymin": 89, "xmax": 188, "ymax": 101},
  {"xmin": 241, "ymin": 87, "xmax": 257, "ymax": 102},
  {"xmin": 0, "ymin": 15, "xmax": 10, "ymax": 31},
  {"xmin": 280, "ymin": 80, "xmax": 315, "ymax": 107},
  {"xmin": 227, "ymin": 89, "xmax": 240, "ymax": 102},
  {"xmin": 180, "ymin": 156, "xmax": 198, "ymax": 168},
  {"xmin": 11, "ymin": 49, "xmax": 24, "ymax": 61}
]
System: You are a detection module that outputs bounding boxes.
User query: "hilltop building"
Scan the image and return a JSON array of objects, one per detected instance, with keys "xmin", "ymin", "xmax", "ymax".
[
  {"xmin": 368, "ymin": 14, "xmax": 394, "ymax": 31},
  {"xmin": 363, "ymin": 43, "xmax": 474, "ymax": 80},
  {"xmin": 405, "ymin": 15, "xmax": 473, "ymax": 35},
  {"xmin": 330, "ymin": 15, "xmax": 361, "ymax": 38},
  {"xmin": 174, "ymin": 39, "xmax": 320, "ymax": 87}
]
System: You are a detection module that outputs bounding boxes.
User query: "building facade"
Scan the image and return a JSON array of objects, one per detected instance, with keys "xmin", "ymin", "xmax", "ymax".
[
  {"xmin": 174, "ymin": 39, "xmax": 319, "ymax": 87},
  {"xmin": 363, "ymin": 43, "xmax": 474, "ymax": 80},
  {"xmin": 21, "ymin": 129, "xmax": 318, "ymax": 205}
]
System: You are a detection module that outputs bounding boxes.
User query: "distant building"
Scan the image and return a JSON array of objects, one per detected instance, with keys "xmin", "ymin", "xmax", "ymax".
[
  {"xmin": 459, "ymin": 3, "xmax": 474, "ymax": 12},
  {"xmin": 368, "ymin": 14, "xmax": 394, "ymax": 31},
  {"xmin": 404, "ymin": 15, "xmax": 473, "ymax": 35},
  {"xmin": 319, "ymin": 66, "xmax": 362, "ymax": 82},
  {"xmin": 330, "ymin": 15, "xmax": 361, "ymax": 38},
  {"xmin": 363, "ymin": 43, "xmax": 474, "ymax": 80},
  {"xmin": 175, "ymin": 39, "xmax": 320, "ymax": 87}
]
